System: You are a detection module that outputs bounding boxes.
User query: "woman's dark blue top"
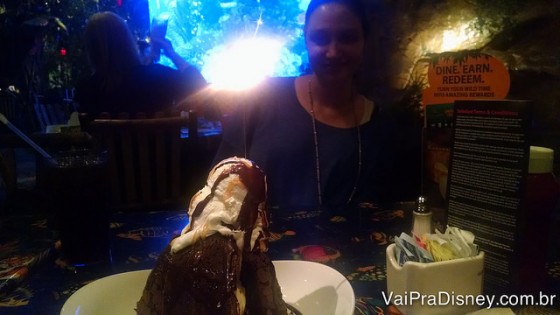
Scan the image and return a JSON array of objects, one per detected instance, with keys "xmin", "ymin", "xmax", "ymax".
[{"xmin": 214, "ymin": 77, "xmax": 402, "ymax": 212}]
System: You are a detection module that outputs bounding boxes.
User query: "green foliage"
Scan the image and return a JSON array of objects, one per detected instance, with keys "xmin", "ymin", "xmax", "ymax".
[
  {"xmin": 44, "ymin": 0, "xmax": 123, "ymax": 88},
  {"xmin": 469, "ymin": 0, "xmax": 527, "ymax": 35},
  {"xmin": 1, "ymin": 0, "xmax": 140, "ymax": 90},
  {"xmin": 426, "ymin": 49, "xmax": 486, "ymax": 67},
  {"xmin": 4, "ymin": 0, "xmax": 307, "ymax": 88},
  {"xmin": 398, "ymin": 72, "xmax": 426, "ymax": 123}
]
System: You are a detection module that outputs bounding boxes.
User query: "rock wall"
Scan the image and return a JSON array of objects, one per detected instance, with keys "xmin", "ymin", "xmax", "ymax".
[{"xmin": 363, "ymin": 0, "xmax": 560, "ymax": 169}]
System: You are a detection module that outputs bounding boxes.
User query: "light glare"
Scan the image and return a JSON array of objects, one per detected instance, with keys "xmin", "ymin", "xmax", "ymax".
[
  {"xmin": 440, "ymin": 22, "xmax": 487, "ymax": 52},
  {"xmin": 202, "ymin": 37, "xmax": 284, "ymax": 90},
  {"xmin": 441, "ymin": 23, "xmax": 469, "ymax": 51}
]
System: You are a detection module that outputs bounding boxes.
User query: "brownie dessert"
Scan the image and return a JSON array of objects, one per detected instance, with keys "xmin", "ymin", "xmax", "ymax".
[{"xmin": 136, "ymin": 157, "xmax": 288, "ymax": 315}]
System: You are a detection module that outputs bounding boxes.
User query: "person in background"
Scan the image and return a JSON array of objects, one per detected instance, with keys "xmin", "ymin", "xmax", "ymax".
[
  {"xmin": 213, "ymin": 0, "xmax": 419, "ymax": 213},
  {"xmin": 75, "ymin": 11, "xmax": 207, "ymax": 121}
]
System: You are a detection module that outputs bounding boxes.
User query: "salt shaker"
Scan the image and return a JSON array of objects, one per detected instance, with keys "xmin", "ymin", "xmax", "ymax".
[{"xmin": 412, "ymin": 196, "xmax": 432, "ymax": 237}]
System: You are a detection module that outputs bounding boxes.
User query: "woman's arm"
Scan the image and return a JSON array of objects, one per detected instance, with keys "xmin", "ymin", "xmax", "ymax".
[{"xmin": 149, "ymin": 38, "xmax": 192, "ymax": 72}]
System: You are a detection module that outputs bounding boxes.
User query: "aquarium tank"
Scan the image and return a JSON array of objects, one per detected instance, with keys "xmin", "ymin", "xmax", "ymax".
[{"xmin": 148, "ymin": 0, "xmax": 310, "ymax": 88}]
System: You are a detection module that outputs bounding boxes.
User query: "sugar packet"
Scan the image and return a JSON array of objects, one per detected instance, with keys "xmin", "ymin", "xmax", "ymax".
[
  {"xmin": 394, "ymin": 232, "xmax": 434, "ymax": 266},
  {"xmin": 393, "ymin": 226, "xmax": 478, "ymax": 265}
]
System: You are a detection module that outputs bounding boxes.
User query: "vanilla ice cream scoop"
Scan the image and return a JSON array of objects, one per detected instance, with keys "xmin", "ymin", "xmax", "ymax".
[{"xmin": 171, "ymin": 157, "xmax": 269, "ymax": 253}]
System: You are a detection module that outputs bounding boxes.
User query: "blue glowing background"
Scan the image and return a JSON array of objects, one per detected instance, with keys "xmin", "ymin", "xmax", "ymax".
[{"xmin": 148, "ymin": 0, "xmax": 310, "ymax": 82}]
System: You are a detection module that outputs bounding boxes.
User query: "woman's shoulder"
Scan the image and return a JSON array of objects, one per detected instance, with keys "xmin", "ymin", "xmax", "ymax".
[
  {"xmin": 132, "ymin": 63, "xmax": 178, "ymax": 78},
  {"xmin": 361, "ymin": 102, "xmax": 399, "ymax": 133},
  {"xmin": 265, "ymin": 76, "xmax": 296, "ymax": 85},
  {"xmin": 239, "ymin": 76, "xmax": 300, "ymax": 121},
  {"xmin": 257, "ymin": 76, "xmax": 296, "ymax": 91},
  {"xmin": 247, "ymin": 76, "xmax": 297, "ymax": 102}
]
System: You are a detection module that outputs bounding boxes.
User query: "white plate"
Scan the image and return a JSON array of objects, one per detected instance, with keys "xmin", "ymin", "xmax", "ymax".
[
  {"xmin": 60, "ymin": 269, "xmax": 150, "ymax": 315},
  {"xmin": 273, "ymin": 260, "xmax": 355, "ymax": 315},
  {"xmin": 60, "ymin": 260, "xmax": 355, "ymax": 315}
]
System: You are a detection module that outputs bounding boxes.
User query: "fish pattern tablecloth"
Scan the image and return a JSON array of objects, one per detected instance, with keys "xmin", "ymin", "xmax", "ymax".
[{"xmin": 1, "ymin": 203, "xmax": 559, "ymax": 315}]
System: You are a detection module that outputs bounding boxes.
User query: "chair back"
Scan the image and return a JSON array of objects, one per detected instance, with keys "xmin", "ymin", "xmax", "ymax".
[
  {"xmin": 33, "ymin": 92, "xmax": 78, "ymax": 132},
  {"xmin": 89, "ymin": 114, "xmax": 193, "ymax": 211}
]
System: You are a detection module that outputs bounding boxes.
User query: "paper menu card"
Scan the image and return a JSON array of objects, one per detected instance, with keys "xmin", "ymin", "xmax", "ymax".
[
  {"xmin": 421, "ymin": 53, "xmax": 511, "ymax": 217},
  {"xmin": 445, "ymin": 100, "xmax": 533, "ymax": 295}
]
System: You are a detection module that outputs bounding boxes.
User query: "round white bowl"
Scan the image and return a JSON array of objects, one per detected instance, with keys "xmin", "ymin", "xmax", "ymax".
[{"xmin": 60, "ymin": 260, "xmax": 355, "ymax": 315}]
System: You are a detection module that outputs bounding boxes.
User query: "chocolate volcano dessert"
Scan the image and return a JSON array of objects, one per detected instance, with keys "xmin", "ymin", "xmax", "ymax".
[{"xmin": 136, "ymin": 157, "xmax": 288, "ymax": 315}]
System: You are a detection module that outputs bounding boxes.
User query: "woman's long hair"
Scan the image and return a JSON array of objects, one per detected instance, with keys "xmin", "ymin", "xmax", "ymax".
[{"xmin": 84, "ymin": 12, "xmax": 141, "ymax": 92}]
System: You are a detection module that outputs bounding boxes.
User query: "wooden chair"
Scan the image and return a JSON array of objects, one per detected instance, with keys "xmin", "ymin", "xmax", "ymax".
[
  {"xmin": 33, "ymin": 92, "xmax": 79, "ymax": 132},
  {"xmin": 89, "ymin": 114, "xmax": 197, "ymax": 212}
]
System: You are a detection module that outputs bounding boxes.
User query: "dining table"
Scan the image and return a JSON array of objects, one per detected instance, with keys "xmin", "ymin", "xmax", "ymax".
[{"xmin": 1, "ymin": 202, "xmax": 559, "ymax": 315}]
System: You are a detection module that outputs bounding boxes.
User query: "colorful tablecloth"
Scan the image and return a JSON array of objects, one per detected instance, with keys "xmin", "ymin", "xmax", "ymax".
[{"xmin": 1, "ymin": 203, "xmax": 559, "ymax": 315}]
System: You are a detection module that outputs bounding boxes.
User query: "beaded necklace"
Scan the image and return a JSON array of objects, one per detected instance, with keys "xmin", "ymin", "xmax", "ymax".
[{"xmin": 307, "ymin": 79, "xmax": 362, "ymax": 206}]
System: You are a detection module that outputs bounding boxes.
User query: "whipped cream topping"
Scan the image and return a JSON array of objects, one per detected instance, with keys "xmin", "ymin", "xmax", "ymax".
[{"xmin": 170, "ymin": 157, "xmax": 268, "ymax": 254}]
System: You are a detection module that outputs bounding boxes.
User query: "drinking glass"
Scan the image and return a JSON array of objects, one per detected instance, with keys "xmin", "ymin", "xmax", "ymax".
[{"xmin": 41, "ymin": 149, "xmax": 110, "ymax": 266}]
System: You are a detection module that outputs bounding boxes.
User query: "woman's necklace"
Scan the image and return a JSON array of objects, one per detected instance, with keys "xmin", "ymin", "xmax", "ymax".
[{"xmin": 307, "ymin": 79, "xmax": 363, "ymax": 206}]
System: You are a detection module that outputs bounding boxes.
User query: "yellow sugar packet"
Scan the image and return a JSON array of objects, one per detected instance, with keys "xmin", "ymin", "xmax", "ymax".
[{"xmin": 424, "ymin": 234, "xmax": 458, "ymax": 261}]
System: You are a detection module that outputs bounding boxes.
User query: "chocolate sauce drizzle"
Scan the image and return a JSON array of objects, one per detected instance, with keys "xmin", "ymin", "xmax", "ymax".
[{"xmin": 188, "ymin": 159, "xmax": 268, "ymax": 252}]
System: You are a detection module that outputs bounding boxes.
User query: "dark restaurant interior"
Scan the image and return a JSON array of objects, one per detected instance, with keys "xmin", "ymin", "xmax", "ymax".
[{"xmin": 1, "ymin": 0, "xmax": 560, "ymax": 314}]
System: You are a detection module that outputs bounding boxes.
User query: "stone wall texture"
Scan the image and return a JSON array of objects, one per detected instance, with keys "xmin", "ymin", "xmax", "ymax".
[{"xmin": 362, "ymin": 0, "xmax": 560, "ymax": 169}]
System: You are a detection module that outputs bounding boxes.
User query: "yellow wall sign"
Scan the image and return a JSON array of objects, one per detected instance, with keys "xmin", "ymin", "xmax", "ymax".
[{"xmin": 422, "ymin": 53, "xmax": 510, "ymax": 106}]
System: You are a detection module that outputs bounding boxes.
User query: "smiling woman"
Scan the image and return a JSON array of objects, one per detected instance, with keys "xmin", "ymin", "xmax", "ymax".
[{"xmin": 213, "ymin": 0, "xmax": 411, "ymax": 213}]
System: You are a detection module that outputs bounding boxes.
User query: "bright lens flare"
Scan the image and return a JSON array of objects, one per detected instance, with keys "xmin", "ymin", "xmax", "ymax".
[
  {"xmin": 202, "ymin": 37, "xmax": 284, "ymax": 90},
  {"xmin": 441, "ymin": 22, "xmax": 475, "ymax": 52}
]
